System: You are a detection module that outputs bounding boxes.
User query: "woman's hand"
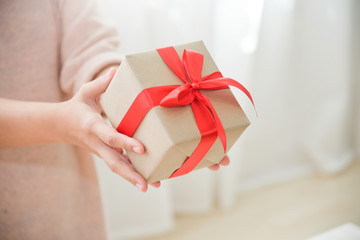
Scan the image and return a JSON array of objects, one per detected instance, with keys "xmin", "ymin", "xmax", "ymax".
[{"xmin": 57, "ymin": 68, "xmax": 159, "ymax": 192}]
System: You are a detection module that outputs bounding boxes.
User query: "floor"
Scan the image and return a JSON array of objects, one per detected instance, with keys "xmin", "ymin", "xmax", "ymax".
[{"xmin": 134, "ymin": 160, "xmax": 360, "ymax": 240}]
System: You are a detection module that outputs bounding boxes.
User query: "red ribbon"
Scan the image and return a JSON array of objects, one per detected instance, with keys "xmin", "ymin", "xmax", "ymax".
[{"xmin": 117, "ymin": 46, "xmax": 255, "ymax": 179}]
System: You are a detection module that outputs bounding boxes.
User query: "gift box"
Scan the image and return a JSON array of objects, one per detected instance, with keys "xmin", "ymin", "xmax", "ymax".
[{"xmin": 100, "ymin": 41, "xmax": 253, "ymax": 183}]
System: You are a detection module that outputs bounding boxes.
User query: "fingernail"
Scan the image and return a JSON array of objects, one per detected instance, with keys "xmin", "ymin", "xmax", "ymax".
[
  {"xmin": 132, "ymin": 146, "xmax": 143, "ymax": 154},
  {"xmin": 135, "ymin": 183, "xmax": 143, "ymax": 191}
]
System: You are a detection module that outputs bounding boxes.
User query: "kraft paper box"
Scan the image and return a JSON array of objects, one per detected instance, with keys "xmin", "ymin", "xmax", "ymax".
[{"xmin": 100, "ymin": 41, "xmax": 250, "ymax": 183}]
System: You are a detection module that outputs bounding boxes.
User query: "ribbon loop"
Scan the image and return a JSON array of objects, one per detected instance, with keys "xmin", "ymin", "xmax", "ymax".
[{"xmin": 183, "ymin": 49, "xmax": 204, "ymax": 83}]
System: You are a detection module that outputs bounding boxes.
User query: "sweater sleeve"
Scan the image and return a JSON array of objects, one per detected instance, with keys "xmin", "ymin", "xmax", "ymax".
[{"xmin": 59, "ymin": 0, "xmax": 122, "ymax": 96}]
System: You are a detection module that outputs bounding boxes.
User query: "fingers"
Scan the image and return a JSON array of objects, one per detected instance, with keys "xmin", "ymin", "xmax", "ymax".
[
  {"xmin": 219, "ymin": 155, "xmax": 230, "ymax": 166},
  {"xmin": 92, "ymin": 119, "xmax": 145, "ymax": 154},
  {"xmin": 150, "ymin": 181, "xmax": 161, "ymax": 188},
  {"xmin": 207, "ymin": 155, "xmax": 230, "ymax": 171},
  {"xmin": 208, "ymin": 164, "xmax": 220, "ymax": 171},
  {"xmin": 117, "ymin": 150, "xmax": 162, "ymax": 189},
  {"xmin": 104, "ymin": 147, "xmax": 161, "ymax": 190},
  {"xmin": 95, "ymin": 139, "xmax": 148, "ymax": 192},
  {"xmin": 81, "ymin": 68, "xmax": 117, "ymax": 98}
]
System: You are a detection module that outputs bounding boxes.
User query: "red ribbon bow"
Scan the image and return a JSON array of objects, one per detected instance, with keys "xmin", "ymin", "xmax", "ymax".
[{"xmin": 117, "ymin": 46, "xmax": 255, "ymax": 179}]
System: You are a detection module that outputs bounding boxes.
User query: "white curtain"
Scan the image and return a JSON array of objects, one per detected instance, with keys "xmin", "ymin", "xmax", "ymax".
[
  {"xmin": 237, "ymin": 0, "xmax": 358, "ymax": 193},
  {"xmin": 95, "ymin": 0, "xmax": 360, "ymax": 239}
]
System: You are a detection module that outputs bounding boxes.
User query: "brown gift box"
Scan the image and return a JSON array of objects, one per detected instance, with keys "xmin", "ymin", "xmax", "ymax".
[{"xmin": 100, "ymin": 41, "xmax": 250, "ymax": 183}]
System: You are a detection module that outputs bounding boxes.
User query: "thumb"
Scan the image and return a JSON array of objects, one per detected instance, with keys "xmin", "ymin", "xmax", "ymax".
[{"xmin": 84, "ymin": 67, "xmax": 117, "ymax": 97}]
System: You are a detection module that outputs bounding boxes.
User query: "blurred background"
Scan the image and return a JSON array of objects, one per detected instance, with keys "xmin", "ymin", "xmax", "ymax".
[{"xmin": 94, "ymin": 0, "xmax": 360, "ymax": 239}]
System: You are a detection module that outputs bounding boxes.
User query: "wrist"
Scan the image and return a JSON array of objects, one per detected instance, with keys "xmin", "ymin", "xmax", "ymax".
[{"xmin": 51, "ymin": 101, "xmax": 72, "ymax": 144}]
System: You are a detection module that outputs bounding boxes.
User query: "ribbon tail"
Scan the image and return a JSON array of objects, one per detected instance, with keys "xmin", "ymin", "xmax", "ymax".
[
  {"xmin": 198, "ymin": 78, "xmax": 257, "ymax": 116},
  {"xmin": 199, "ymin": 93, "xmax": 227, "ymax": 152},
  {"xmin": 169, "ymin": 133, "xmax": 217, "ymax": 178},
  {"xmin": 220, "ymin": 78, "xmax": 257, "ymax": 116},
  {"xmin": 170, "ymin": 99, "xmax": 218, "ymax": 178}
]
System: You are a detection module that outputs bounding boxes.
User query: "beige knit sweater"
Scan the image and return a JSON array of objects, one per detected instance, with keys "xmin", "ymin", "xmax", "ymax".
[{"xmin": 0, "ymin": 0, "xmax": 122, "ymax": 239}]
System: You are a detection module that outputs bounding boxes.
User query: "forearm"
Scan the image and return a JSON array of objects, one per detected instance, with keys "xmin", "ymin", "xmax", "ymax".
[
  {"xmin": 0, "ymin": 98, "xmax": 64, "ymax": 148},
  {"xmin": 0, "ymin": 69, "xmax": 157, "ymax": 191},
  {"xmin": 0, "ymin": 64, "xmax": 118, "ymax": 148}
]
